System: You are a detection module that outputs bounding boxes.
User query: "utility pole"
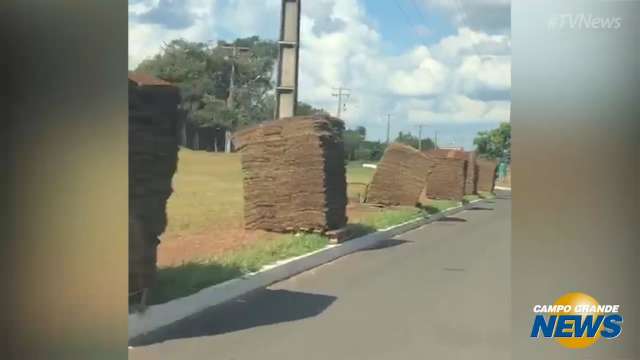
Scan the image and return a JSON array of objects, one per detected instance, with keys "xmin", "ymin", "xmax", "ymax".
[
  {"xmin": 386, "ymin": 114, "xmax": 391, "ymax": 145},
  {"xmin": 275, "ymin": 0, "xmax": 302, "ymax": 119},
  {"xmin": 418, "ymin": 124, "xmax": 423, "ymax": 150},
  {"xmin": 332, "ymin": 87, "xmax": 350, "ymax": 119},
  {"xmin": 221, "ymin": 43, "xmax": 250, "ymax": 153},
  {"xmin": 221, "ymin": 43, "xmax": 251, "ymax": 109}
]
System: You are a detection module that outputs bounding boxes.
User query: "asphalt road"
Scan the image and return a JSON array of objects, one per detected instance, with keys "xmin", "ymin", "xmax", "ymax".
[{"xmin": 130, "ymin": 192, "xmax": 511, "ymax": 359}]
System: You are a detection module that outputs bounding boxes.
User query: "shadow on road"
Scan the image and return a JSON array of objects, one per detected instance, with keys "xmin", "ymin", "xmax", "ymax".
[
  {"xmin": 437, "ymin": 216, "xmax": 467, "ymax": 223},
  {"xmin": 494, "ymin": 190, "xmax": 511, "ymax": 201},
  {"xmin": 467, "ymin": 206, "xmax": 494, "ymax": 211},
  {"xmin": 361, "ymin": 238, "xmax": 412, "ymax": 251},
  {"xmin": 129, "ymin": 289, "xmax": 337, "ymax": 347}
]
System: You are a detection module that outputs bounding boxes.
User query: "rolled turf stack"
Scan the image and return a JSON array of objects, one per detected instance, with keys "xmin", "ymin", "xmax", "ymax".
[
  {"xmin": 476, "ymin": 158, "xmax": 499, "ymax": 193},
  {"xmin": 464, "ymin": 151, "xmax": 478, "ymax": 195},
  {"xmin": 233, "ymin": 115, "xmax": 347, "ymax": 232},
  {"xmin": 424, "ymin": 149, "xmax": 478, "ymax": 196},
  {"xmin": 423, "ymin": 150, "xmax": 467, "ymax": 201},
  {"xmin": 366, "ymin": 143, "xmax": 431, "ymax": 206},
  {"xmin": 128, "ymin": 72, "xmax": 179, "ymax": 296}
]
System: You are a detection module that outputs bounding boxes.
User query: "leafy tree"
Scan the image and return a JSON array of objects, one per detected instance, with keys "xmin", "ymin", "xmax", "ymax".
[
  {"xmin": 343, "ymin": 129, "xmax": 365, "ymax": 161},
  {"xmin": 474, "ymin": 122, "xmax": 511, "ymax": 161},
  {"xmin": 135, "ymin": 37, "xmax": 278, "ymax": 130},
  {"xmin": 358, "ymin": 140, "xmax": 386, "ymax": 161},
  {"xmin": 296, "ymin": 101, "xmax": 330, "ymax": 116},
  {"xmin": 395, "ymin": 132, "xmax": 436, "ymax": 151}
]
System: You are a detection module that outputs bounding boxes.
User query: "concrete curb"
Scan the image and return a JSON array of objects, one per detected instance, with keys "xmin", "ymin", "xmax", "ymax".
[
  {"xmin": 494, "ymin": 186, "xmax": 511, "ymax": 191},
  {"xmin": 128, "ymin": 199, "xmax": 486, "ymax": 339}
]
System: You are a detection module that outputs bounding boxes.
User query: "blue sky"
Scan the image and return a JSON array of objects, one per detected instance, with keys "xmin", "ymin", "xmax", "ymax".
[
  {"xmin": 363, "ymin": 1, "xmax": 456, "ymax": 52},
  {"xmin": 129, "ymin": 0, "xmax": 511, "ymax": 150}
]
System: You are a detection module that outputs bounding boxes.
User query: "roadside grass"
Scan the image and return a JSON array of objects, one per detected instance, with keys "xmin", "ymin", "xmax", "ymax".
[
  {"xmin": 463, "ymin": 194, "xmax": 481, "ymax": 203},
  {"xmin": 356, "ymin": 207, "xmax": 425, "ymax": 230},
  {"xmin": 419, "ymin": 199, "xmax": 461, "ymax": 214},
  {"xmin": 149, "ymin": 233, "xmax": 329, "ymax": 306},
  {"xmin": 478, "ymin": 191, "xmax": 496, "ymax": 200}
]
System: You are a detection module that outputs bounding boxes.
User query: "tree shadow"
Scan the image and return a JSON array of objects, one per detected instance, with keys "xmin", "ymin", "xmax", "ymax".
[
  {"xmin": 129, "ymin": 288, "xmax": 337, "ymax": 347},
  {"xmin": 344, "ymin": 223, "xmax": 377, "ymax": 238},
  {"xmin": 137, "ymin": 262, "xmax": 247, "ymax": 308},
  {"xmin": 466, "ymin": 206, "xmax": 494, "ymax": 211},
  {"xmin": 361, "ymin": 238, "xmax": 412, "ymax": 251},
  {"xmin": 437, "ymin": 217, "xmax": 467, "ymax": 223}
]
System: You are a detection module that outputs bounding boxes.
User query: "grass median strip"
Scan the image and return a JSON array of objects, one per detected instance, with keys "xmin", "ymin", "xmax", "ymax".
[
  {"xmin": 149, "ymin": 234, "xmax": 329, "ymax": 306},
  {"xmin": 357, "ymin": 208, "xmax": 426, "ymax": 230}
]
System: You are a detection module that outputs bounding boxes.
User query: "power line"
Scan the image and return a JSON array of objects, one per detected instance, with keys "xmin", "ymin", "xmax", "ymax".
[
  {"xmin": 332, "ymin": 87, "xmax": 351, "ymax": 119},
  {"xmin": 392, "ymin": 0, "xmax": 429, "ymax": 48},
  {"xmin": 409, "ymin": 0, "xmax": 430, "ymax": 30},
  {"xmin": 220, "ymin": 43, "xmax": 251, "ymax": 109},
  {"xmin": 450, "ymin": 0, "xmax": 487, "ymax": 60}
]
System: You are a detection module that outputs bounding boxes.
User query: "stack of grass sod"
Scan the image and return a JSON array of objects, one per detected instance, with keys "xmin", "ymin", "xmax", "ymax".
[
  {"xmin": 476, "ymin": 158, "xmax": 499, "ymax": 193},
  {"xmin": 423, "ymin": 152, "xmax": 467, "ymax": 201},
  {"xmin": 233, "ymin": 115, "xmax": 348, "ymax": 232},
  {"xmin": 464, "ymin": 151, "xmax": 478, "ymax": 195},
  {"xmin": 366, "ymin": 143, "xmax": 431, "ymax": 206},
  {"xmin": 128, "ymin": 72, "xmax": 180, "ymax": 301}
]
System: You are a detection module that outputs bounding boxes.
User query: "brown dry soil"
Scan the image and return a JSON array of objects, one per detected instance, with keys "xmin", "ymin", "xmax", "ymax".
[{"xmin": 157, "ymin": 204, "xmax": 386, "ymax": 267}]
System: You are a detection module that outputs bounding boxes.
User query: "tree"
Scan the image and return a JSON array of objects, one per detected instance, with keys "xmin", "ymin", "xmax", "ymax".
[
  {"xmin": 473, "ymin": 122, "xmax": 511, "ymax": 161},
  {"xmin": 343, "ymin": 129, "xmax": 365, "ymax": 161},
  {"xmin": 135, "ymin": 37, "xmax": 278, "ymax": 130},
  {"xmin": 395, "ymin": 132, "xmax": 436, "ymax": 151},
  {"xmin": 296, "ymin": 101, "xmax": 330, "ymax": 116},
  {"xmin": 357, "ymin": 140, "xmax": 386, "ymax": 161}
]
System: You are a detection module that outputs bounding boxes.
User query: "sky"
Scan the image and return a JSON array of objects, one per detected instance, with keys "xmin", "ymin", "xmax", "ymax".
[{"xmin": 129, "ymin": 0, "xmax": 511, "ymax": 150}]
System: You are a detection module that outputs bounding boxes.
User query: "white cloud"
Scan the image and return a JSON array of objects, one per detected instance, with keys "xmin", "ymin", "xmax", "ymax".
[
  {"xmin": 388, "ymin": 52, "xmax": 449, "ymax": 97},
  {"xmin": 218, "ymin": 0, "xmax": 280, "ymax": 38},
  {"xmin": 406, "ymin": 95, "xmax": 510, "ymax": 124},
  {"xmin": 128, "ymin": 0, "xmax": 511, "ymax": 144},
  {"xmin": 128, "ymin": 0, "xmax": 220, "ymax": 69},
  {"xmin": 419, "ymin": 0, "xmax": 510, "ymax": 34}
]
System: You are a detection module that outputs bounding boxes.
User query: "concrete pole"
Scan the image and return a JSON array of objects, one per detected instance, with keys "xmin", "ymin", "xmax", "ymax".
[{"xmin": 275, "ymin": 0, "xmax": 302, "ymax": 119}]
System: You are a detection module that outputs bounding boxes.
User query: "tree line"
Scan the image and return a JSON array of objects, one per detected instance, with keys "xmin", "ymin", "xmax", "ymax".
[
  {"xmin": 135, "ymin": 37, "xmax": 509, "ymax": 161},
  {"xmin": 136, "ymin": 37, "xmax": 326, "ymax": 132}
]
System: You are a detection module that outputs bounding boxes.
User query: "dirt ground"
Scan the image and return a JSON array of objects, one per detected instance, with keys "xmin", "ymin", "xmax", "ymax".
[{"xmin": 157, "ymin": 203, "xmax": 386, "ymax": 267}]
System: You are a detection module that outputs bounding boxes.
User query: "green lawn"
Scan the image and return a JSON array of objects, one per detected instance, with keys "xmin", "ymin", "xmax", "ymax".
[
  {"xmin": 346, "ymin": 161, "xmax": 376, "ymax": 200},
  {"xmin": 165, "ymin": 148, "xmax": 244, "ymax": 235}
]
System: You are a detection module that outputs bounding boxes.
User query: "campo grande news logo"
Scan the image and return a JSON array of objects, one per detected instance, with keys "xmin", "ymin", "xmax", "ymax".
[{"xmin": 530, "ymin": 292, "xmax": 623, "ymax": 349}]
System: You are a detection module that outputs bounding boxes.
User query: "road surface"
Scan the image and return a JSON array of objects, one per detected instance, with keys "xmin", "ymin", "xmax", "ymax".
[{"xmin": 130, "ymin": 192, "xmax": 511, "ymax": 359}]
